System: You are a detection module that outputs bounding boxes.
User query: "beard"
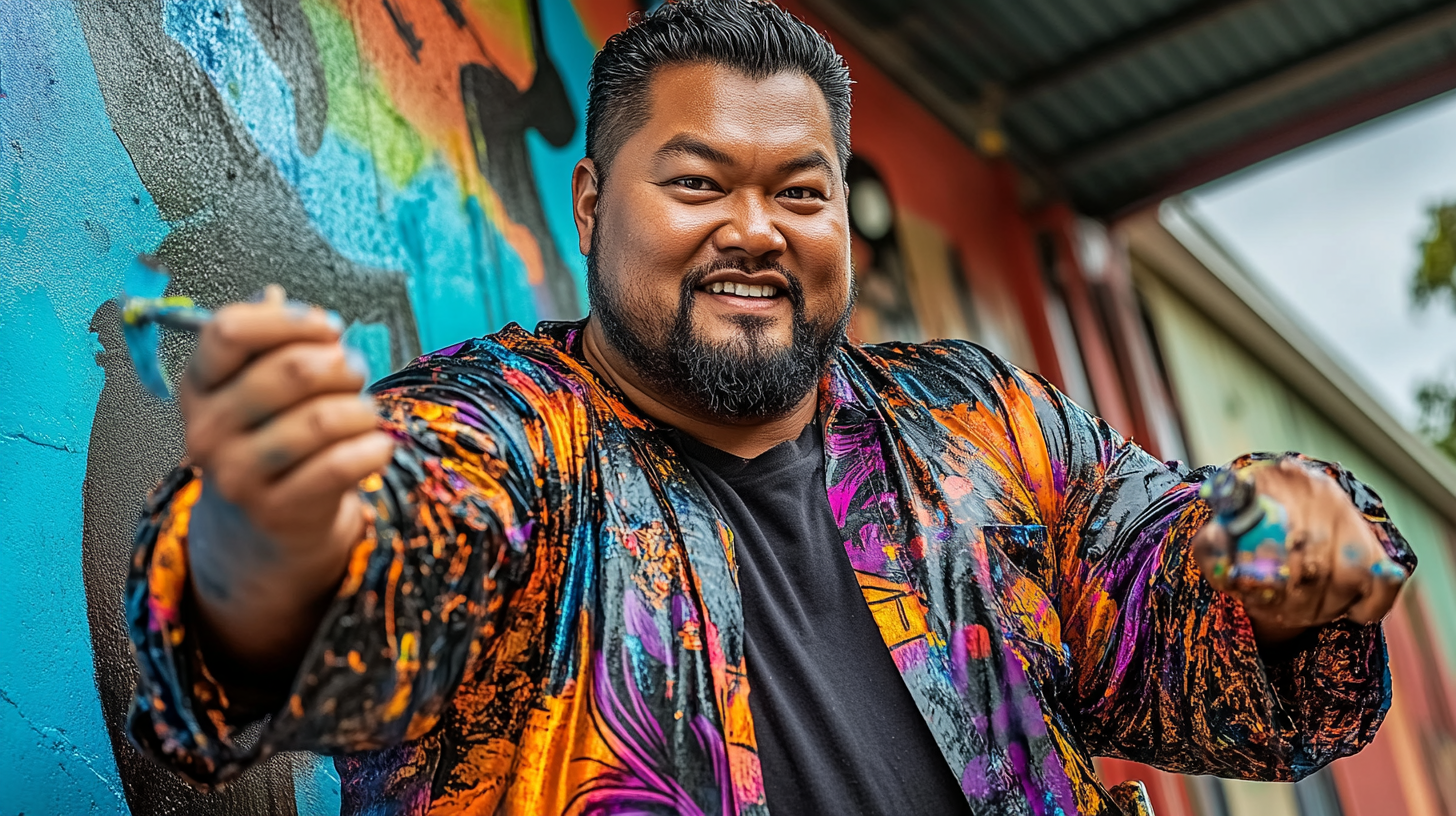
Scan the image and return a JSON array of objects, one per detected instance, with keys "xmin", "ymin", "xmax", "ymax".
[{"xmin": 587, "ymin": 250, "xmax": 854, "ymax": 422}]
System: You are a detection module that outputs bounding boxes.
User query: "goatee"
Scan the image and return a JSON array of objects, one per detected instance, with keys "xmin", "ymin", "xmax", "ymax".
[{"xmin": 587, "ymin": 252, "xmax": 853, "ymax": 422}]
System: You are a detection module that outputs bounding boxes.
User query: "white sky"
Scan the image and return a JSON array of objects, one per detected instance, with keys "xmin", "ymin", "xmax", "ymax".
[{"xmin": 1183, "ymin": 89, "xmax": 1456, "ymax": 430}]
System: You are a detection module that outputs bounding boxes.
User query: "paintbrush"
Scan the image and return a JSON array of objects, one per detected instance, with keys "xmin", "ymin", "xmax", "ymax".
[{"xmin": 116, "ymin": 255, "xmax": 213, "ymax": 400}]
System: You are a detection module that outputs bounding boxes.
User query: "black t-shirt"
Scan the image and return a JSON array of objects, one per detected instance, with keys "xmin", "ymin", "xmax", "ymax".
[{"xmin": 674, "ymin": 424, "xmax": 973, "ymax": 816}]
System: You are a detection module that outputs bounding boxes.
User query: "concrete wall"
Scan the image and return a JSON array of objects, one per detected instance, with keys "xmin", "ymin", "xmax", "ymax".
[{"xmin": 0, "ymin": 1, "xmax": 641, "ymax": 813}]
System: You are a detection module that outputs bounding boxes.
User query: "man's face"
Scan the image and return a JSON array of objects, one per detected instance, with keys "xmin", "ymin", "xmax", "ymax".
[{"xmin": 582, "ymin": 62, "xmax": 854, "ymax": 421}]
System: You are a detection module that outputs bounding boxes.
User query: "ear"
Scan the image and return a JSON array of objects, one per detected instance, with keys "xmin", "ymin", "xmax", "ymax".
[{"xmin": 572, "ymin": 158, "xmax": 600, "ymax": 257}]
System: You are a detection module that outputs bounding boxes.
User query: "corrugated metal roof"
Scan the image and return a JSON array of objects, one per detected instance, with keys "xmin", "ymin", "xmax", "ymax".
[{"xmin": 803, "ymin": 0, "xmax": 1456, "ymax": 216}]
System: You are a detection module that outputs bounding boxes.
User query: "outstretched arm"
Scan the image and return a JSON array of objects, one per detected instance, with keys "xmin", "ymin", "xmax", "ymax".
[{"xmin": 984, "ymin": 361, "xmax": 1412, "ymax": 780}]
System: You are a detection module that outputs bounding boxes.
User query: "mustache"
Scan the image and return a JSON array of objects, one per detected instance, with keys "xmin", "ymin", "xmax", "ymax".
[{"xmin": 678, "ymin": 258, "xmax": 807, "ymax": 312}]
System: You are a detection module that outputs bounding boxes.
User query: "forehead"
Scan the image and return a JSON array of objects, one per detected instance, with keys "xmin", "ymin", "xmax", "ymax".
[{"xmin": 637, "ymin": 62, "xmax": 836, "ymax": 160}]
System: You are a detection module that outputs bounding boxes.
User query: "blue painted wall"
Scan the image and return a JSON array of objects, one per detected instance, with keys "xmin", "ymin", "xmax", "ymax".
[{"xmin": 0, "ymin": 1, "xmax": 616, "ymax": 812}]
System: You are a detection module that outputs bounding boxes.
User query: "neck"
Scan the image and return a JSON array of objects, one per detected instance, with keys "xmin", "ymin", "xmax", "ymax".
[{"xmin": 581, "ymin": 318, "xmax": 818, "ymax": 459}]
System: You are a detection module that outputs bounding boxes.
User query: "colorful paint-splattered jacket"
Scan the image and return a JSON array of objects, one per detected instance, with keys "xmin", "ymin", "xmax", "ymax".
[{"xmin": 127, "ymin": 321, "xmax": 1413, "ymax": 815}]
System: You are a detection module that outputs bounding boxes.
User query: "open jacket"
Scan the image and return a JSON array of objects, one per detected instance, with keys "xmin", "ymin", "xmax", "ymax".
[{"xmin": 127, "ymin": 320, "xmax": 1413, "ymax": 815}]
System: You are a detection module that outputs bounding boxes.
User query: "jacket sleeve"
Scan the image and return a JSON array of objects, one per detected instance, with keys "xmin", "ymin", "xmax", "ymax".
[
  {"xmin": 125, "ymin": 345, "xmax": 585, "ymax": 789},
  {"xmin": 988, "ymin": 360, "xmax": 1415, "ymax": 781}
]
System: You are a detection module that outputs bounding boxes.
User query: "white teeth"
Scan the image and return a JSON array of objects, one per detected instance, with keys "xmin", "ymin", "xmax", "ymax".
[{"xmin": 705, "ymin": 281, "xmax": 778, "ymax": 298}]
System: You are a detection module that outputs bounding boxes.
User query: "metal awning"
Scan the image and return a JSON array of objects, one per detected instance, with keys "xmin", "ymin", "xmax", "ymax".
[{"xmin": 804, "ymin": 0, "xmax": 1456, "ymax": 217}]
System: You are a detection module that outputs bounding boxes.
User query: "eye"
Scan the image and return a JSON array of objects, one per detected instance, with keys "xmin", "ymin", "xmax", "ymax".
[
  {"xmin": 672, "ymin": 177, "xmax": 718, "ymax": 192},
  {"xmin": 779, "ymin": 186, "xmax": 824, "ymax": 201}
]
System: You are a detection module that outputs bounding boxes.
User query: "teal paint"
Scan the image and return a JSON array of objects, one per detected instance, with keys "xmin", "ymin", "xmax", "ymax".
[
  {"xmin": 296, "ymin": 757, "xmax": 343, "ymax": 816},
  {"xmin": 0, "ymin": 3, "xmax": 168, "ymax": 813}
]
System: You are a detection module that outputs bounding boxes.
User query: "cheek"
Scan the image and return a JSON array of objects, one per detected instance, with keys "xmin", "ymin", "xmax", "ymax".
[
  {"xmin": 607, "ymin": 191, "xmax": 720, "ymax": 282},
  {"xmin": 597, "ymin": 208, "xmax": 672, "ymax": 291},
  {"xmin": 788, "ymin": 220, "xmax": 853, "ymax": 303}
]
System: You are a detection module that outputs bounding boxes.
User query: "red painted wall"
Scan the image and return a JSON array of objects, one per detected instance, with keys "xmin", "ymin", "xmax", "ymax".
[{"xmin": 779, "ymin": 0, "xmax": 1065, "ymax": 384}]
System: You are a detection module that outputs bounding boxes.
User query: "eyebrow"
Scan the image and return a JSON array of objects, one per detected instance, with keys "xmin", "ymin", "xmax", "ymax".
[
  {"xmin": 653, "ymin": 136, "xmax": 835, "ymax": 179},
  {"xmin": 655, "ymin": 135, "xmax": 736, "ymax": 167},
  {"xmin": 776, "ymin": 150, "xmax": 833, "ymax": 176}
]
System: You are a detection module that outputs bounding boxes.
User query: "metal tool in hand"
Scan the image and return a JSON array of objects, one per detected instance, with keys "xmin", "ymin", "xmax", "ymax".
[{"xmin": 1199, "ymin": 466, "xmax": 1291, "ymax": 602}]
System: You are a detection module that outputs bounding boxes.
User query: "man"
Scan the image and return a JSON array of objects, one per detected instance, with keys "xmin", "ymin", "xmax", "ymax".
[{"xmin": 126, "ymin": 2, "xmax": 1413, "ymax": 814}]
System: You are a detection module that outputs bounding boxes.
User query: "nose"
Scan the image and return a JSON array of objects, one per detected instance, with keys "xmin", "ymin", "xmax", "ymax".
[{"xmin": 714, "ymin": 189, "xmax": 787, "ymax": 260}]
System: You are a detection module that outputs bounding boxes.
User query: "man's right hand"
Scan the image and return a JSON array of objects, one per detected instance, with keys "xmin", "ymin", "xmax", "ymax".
[{"xmin": 179, "ymin": 285, "xmax": 395, "ymax": 674}]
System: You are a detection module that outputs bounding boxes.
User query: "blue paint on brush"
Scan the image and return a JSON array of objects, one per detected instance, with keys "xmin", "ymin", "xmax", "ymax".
[{"xmin": 119, "ymin": 256, "xmax": 213, "ymax": 400}]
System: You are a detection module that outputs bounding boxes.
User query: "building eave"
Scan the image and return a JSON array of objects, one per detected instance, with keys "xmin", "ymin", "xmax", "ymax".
[{"xmin": 1121, "ymin": 199, "xmax": 1456, "ymax": 526}]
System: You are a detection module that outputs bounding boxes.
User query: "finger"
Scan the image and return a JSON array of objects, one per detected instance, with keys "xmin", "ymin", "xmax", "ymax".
[
  {"xmin": 204, "ymin": 394, "xmax": 380, "ymax": 501},
  {"xmin": 1192, "ymin": 522, "xmax": 1238, "ymax": 591},
  {"xmin": 1317, "ymin": 540, "xmax": 1375, "ymax": 622},
  {"xmin": 1277, "ymin": 528, "xmax": 1333, "ymax": 626},
  {"xmin": 1346, "ymin": 558, "xmax": 1408, "ymax": 624},
  {"xmin": 253, "ymin": 430, "xmax": 395, "ymax": 533},
  {"xmin": 248, "ymin": 394, "xmax": 381, "ymax": 479},
  {"xmin": 1307, "ymin": 472, "xmax": 1388, "ymax": 622},
  {"xmin": 189, "ymin": 342, "xmax": 368, "ymax": 451},
  {"xmin": 186, "ymin": 291, "xmax": 344, "ymax": 393},
  {"xmin": 1324, "ymin": 504, "xmax": 1401, "ymax": 624}
]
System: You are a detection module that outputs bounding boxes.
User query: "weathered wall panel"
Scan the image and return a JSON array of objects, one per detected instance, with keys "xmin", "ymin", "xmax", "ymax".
[{"xmin": 1139, "ymin": 268, "xmax": 1456, "ymax": 816}]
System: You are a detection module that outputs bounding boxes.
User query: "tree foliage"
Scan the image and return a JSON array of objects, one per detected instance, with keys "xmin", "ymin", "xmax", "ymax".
[
  {"xmin": 1417, "ymin": 379, "xmax": 1456, "ymax": 461},
  {"xmin": 1414, "ymin": 202, "xmax": 1456, "ymax": 460},
  {"xmin": 1415, "ymin": 202, "xmax": 1456, "ymax": 309}
]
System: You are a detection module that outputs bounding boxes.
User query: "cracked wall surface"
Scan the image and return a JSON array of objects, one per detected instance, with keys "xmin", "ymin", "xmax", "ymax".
[{"xmin": 0, "ymin": 1, "xmax": 639, "ymax": 813}]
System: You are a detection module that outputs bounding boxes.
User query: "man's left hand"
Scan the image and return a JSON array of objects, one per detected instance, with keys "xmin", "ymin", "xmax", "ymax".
[{"xmin": 1191, "ymin": 457, "xmax": 1408, "ymax": 646}]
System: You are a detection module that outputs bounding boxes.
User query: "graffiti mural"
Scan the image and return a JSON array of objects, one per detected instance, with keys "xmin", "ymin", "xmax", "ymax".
[{"xmin": 0, "ymin": 0, "xmax": 640, "ymax": 813}]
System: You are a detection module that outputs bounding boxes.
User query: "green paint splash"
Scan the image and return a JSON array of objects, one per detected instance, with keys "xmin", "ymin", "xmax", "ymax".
[{"xmin": 301, "ymin": 0, "xmax": 426, "ymax": 189}]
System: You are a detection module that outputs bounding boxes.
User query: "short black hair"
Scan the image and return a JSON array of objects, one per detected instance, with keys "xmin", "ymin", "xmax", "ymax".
[{"xmin": 585, "ymin": 0, "xmax": 852, "ymax": 184}]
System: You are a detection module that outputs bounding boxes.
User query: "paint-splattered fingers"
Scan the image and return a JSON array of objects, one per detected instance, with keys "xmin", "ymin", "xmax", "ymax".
[
  {"xmin": 1301, "ymin": 469, "xmax": 1403, "ymax": 625},
  {"xmin": 1198, "ymin": 458, "xmax": 1407, "ymax": 639},
  {"xmin": 183, "ymin": 285, "xmax": 344, "ymax": 394},
  {"xmin": 174, "ymin": 284, "xmax": 394, "ymax": 608},
  {"xmin": 205, "ymin": 393, "xmax": 382, "ymax": 499},
  {"xmin": 251, "ymin": 432, "xmax": 396, "ymax": 534},
  {"xmin": 1244, "ymin": 460, "xmax": 1404, "ymax": 631},
  {"xmin": 1343, "ymin": 549, "xmax": 1408, "ymax": 625},
  {"xmin": 186, "ymin": 340, "xmax": 369, "ymax": 454}
]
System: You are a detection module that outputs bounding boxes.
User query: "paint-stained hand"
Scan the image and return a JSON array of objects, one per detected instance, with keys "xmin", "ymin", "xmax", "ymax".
[
  {"xmin": 178, "ymin": 285, "xmax": 394, "ymax": 672},
  {"xmin": 1190, "ymin": 457, "xmax": 1407, "ymax": 646}
]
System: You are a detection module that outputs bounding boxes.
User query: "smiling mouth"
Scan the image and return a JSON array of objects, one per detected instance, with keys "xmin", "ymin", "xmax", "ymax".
[{"xmin": 700, "ymin": 281, "xmax": 781, "ymax": 298}]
